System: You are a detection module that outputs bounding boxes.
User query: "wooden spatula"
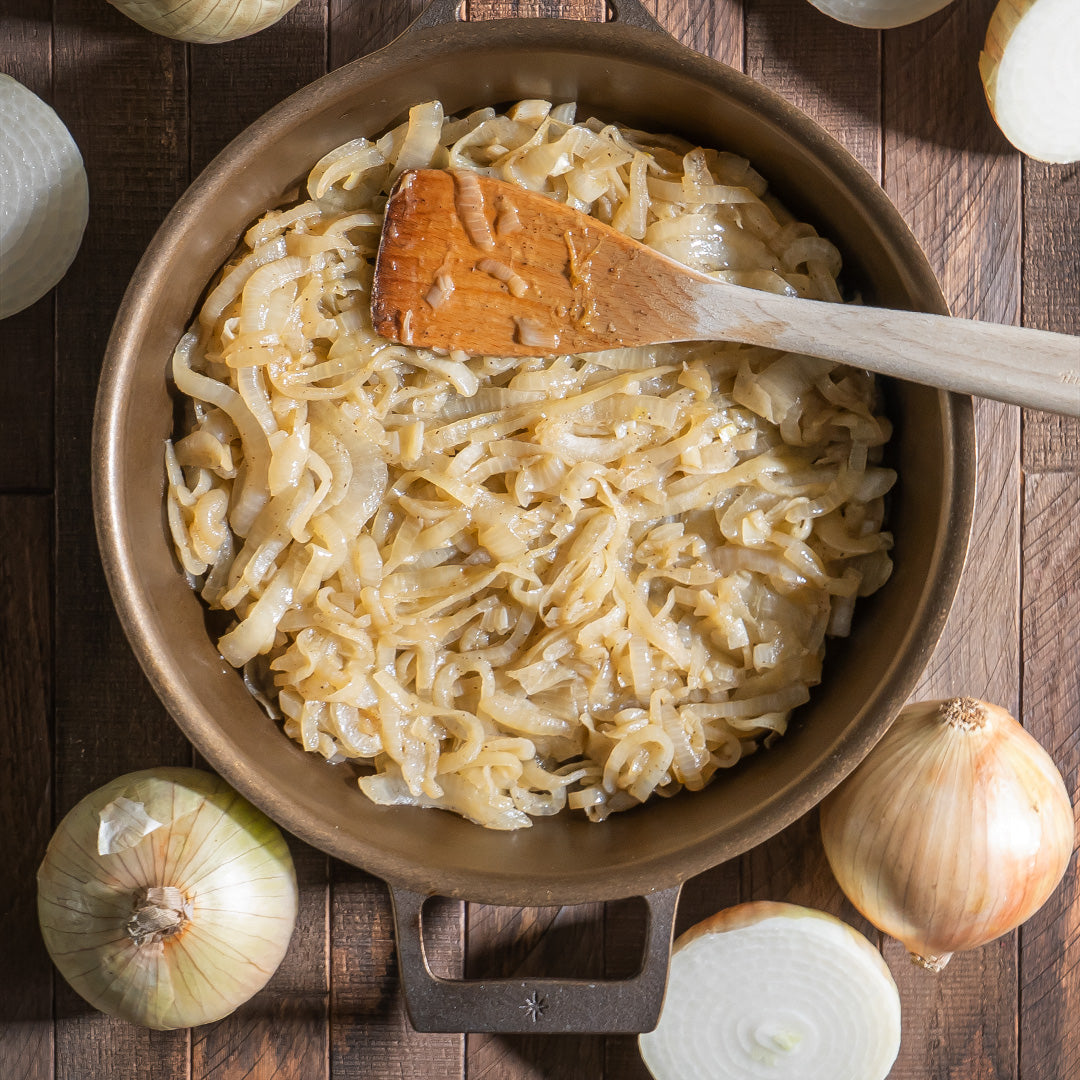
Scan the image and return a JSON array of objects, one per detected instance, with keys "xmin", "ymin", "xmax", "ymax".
[{"xmin": 371, "ymin": 169, "xmax": 1080, "ymax": 416}]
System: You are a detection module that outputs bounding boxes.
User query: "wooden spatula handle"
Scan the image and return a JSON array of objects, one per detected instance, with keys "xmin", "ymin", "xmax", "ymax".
[
  {"xmin": 374, "ymin": 170, "xmax": 1080, "ymax": 416},
  {"xmin": 688, "ymin": 285, "xmax": 1080, "ymax": 416}
]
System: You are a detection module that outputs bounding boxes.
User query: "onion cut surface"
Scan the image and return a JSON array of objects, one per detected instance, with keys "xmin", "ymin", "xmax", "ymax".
[
  {"xmin": 0, "ymin": 73, "xmax": 88, "ymax": 320},
  {"xmin": 980, "ymin": 0, "xmax": 1080, "ymax": 163},
  {"xmin": 805, "ymin": 0, "xmax": 956, "ymax": 29},
  {"xmin": 638, "ymin": 902, "xmax": 901, "ymax": 1080}
]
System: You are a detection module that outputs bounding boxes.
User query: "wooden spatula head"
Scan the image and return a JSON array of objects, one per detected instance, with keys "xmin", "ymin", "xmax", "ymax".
[{"xmin": 371, "ymin": 169, "xmax": 709, "ymax": 356}]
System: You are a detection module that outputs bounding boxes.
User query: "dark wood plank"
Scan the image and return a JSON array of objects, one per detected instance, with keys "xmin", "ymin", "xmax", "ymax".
[
  {"xmin": 883, "ymin": 5, "xmax": 1022, "ymax": 1078},
  {"xmin": 329, "ymin": 0, "xmax": 430, "ymax": 70},
  {"xmin": 330, "ymin": 864, "xmax": 464, "ymax": 1078},
  {"xmin": 49, "ymin": 3, "xmax": 193, "ymax": 1077},
  {"xmin": 51, "ymin": 0, "xmax": 193, "ymax": 802},
  {"xmin": 1020, "ymin": 160, "xmax": 1080, "ymax": 473},
  {"xmin": 602, "ymin": 894, "xmax": 668, "ymax": 1080},
  {"xmin": 1019, "ymin": 472, "xmax": 1080, "ymax": 1080},
  {"xmin": 188, "ymin": 0, "xmax": 328, "ymax": 176},
  {"xmin": 0, "ymin": 2, "xmax": 56, "ymax": 491},
  {"xmin": 465, "ymin": 902, "xmax": 606, "ymax": 1080},
  {"xmin": 0, "ymin": 496, "xmax": 53, "ymax": 1080},
  {"xmin": 646, "ymin": 0, "xmax": 742, "ymax": 67},
  {"xmin": 746, "ymin": 0, "xmax": 880, "ymax": 175}
]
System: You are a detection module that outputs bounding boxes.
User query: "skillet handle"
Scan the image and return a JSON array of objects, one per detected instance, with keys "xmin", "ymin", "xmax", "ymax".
[
  {"xmin": 407, "ymin": 0, "xmax": 669, "ymax": 36},
  {"xmin": 389, "ymin": 883, "xmax": 681, "ymax": 1034},
  {"xmin": 604, "ymin": 0, "xmax": 669, "ymax": 33}
]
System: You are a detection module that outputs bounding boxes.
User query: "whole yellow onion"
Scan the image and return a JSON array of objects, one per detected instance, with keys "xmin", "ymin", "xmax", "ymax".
[
  {"xmin": 820, "ymin": 697, "xmax": 1075, "ymax": 970},
  {"xmin": 37, "ymin": 767, "xmax": 298, "ymax": 1029}
]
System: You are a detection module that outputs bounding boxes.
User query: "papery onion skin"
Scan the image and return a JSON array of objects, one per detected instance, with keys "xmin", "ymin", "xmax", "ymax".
[
  {"xmin": 820, "ymin": 697, "xmax": 1075, "ymax": 970},
  {"xmin": 106, "ymin": 0, "xmax": 303, "ymax": 44},
  {"xmin": 37, "ymin": 767, "xmax": 298, "ymax": 1030}
]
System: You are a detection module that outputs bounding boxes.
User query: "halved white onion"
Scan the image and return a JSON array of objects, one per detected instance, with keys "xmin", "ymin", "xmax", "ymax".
[
  {"xmin": 980, "ymin": 0, "xmax": 1080, "ymax": 163},
  {"xmin": 0, "ymin": 74, "xmax": 89, "ymax": 320},
  {"xmin": 106, "ymin": 0, "xmax": 303, "ymax": 44},
  {"xmin": 806, "ymin": 0, "xmax": 955, "ymax": 28},
  {"xmin": 638, "ymin": 901, "xmax": 901, "ymax": 1080}
]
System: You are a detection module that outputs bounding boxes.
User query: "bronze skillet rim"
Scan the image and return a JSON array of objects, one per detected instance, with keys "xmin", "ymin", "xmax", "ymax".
[{"xmin": 93, "ymin": 0, "xmax": 976, "ymax": 908}]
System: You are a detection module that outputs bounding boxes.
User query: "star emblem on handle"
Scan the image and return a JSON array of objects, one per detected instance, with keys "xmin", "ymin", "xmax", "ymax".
[{"xmin": 519, "ymin": 991, "xmax": 547, "ymax": 1022}]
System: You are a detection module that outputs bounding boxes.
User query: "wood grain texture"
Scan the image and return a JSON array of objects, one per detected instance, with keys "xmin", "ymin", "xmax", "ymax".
[
  {"xmin": 1019, "ymin": 472, "xmax": 1080, "ymax": 1080},
  {"xmin": 328, "ymin": 0, "xmax": 430, "ymax": 70},
  {"xmin": 883, "ymin": 4, "xmax": 1022, "ymax": 1078},
  {"xmin": 645, "ymin": 0, "xmax": 742, "ymax": 68},
  {"xmin": 189, "ymin": 0, "xmax": 328, "ymax": 176},
  {"xmin": 0, "ymin": 0, "xmax": 56, "ymax": 491},
  {"xmin": 1021, "ymin": 161, "xmax": 1080, "ymax": 472},
  {"xmin": 746, "ymin": 0, "xmax": 881, "ymax": 177},
  {"xmin": 886, "ymin": 0, "xmax": 1022, "ymax": 705},
  {"xmin": 330, "ymin": 865, "xmax": 464, "ymax": 1079},
  {"xmin": 0, "ymin": 497, "xmax": 53, "ymax": 1080},
  {"xmin": 602, "ymin": 896, "xmax": 665, "ymax": 1080}
]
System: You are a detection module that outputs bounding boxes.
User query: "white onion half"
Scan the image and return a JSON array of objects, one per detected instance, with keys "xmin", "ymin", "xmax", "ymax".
[
  {"xmin": 106, "ymin": 0, "xmax": 303, "ymax": 44},
  {"xmin": 805, "ymin": 0, "xmax": 956, "ymax": 28},
  {"xmin": 0, "ymin": 73, "xmax": 88, "ymax": 320},
  {"xmin": 638, "ymin": 901, "xmax": 901, "ymax": 1080},
  {"xmin": 980, "ymin": 0, "xmax": 1080, "ymax": 163}
]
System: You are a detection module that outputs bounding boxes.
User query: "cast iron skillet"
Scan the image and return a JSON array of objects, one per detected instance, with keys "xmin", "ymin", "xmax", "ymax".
[{"xmin": 94, "ymin": 0, "xmax": 975, "ymax": 1034}]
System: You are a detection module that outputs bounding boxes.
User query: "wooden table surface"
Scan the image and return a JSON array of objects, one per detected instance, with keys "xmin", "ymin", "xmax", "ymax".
[{"xmin": 2, "ymin": 0, "xmax": 1078, "ymax": 1077}]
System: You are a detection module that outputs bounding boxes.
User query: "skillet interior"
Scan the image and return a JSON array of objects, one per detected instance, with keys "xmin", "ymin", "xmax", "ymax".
[{"xmin": 94, "ymin": 13, "xmax": 974, "ymax": 906}]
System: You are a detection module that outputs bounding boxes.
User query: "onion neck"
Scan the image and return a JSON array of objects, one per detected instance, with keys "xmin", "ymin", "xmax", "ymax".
[
  {"xmin": 126, "ymin": 885, "xmax": 191, "ymax": 946},
  {"xmin": 910, "ymin": 950, "xmax": 953, "ymax": 972},
  {"xmin": 939, "ymin": 697, "xmax": 987, "ymax": 731}
]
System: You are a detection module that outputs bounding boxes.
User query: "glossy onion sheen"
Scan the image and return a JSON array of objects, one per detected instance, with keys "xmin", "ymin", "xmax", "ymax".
[
  {"xmin": 0, "ymin": 73, "xmax": 88, "ymax": 320},
  {"xmin": 638, "ymin": 901, "xmax": 901, "ymax": 1080},
  {"xmin": 37, "ymin": 767, "xmax": 298, "ymax": 1030},
  {"xmin": 820, "ymin": 698, "xmax": 1075, "ymax": 970}
]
